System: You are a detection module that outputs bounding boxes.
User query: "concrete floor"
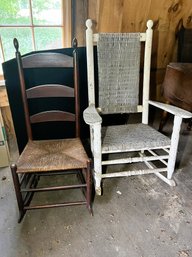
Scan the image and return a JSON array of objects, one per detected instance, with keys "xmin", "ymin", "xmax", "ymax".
[{"xmin": 0, "ymin": 120, "xmax": 192, "ymax": 257}]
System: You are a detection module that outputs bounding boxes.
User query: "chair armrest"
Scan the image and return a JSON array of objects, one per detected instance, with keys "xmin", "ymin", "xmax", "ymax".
[
  {"xmin": 149, "ymin": 100, "xmax": 192, "ymax": 119},
  {"xmin": 83, "ymin": 104, "xmax": 102, "ymax": 125}
]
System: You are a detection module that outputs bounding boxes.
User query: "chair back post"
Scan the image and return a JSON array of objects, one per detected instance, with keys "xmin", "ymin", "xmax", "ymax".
[
  {"xmin": 142, "ymin": 20, "xmax": 153, "ymax": 124},
  {"xmin": 13, "ymin": 38, "xmax": 33, "ymax": 140},
  {"xmin": 72, "ymin": 38, "xmax": 80, "ymax": 137},
  {"xmin": 86, "ymin": 19, "xmax": 95, "ymax": 105}
]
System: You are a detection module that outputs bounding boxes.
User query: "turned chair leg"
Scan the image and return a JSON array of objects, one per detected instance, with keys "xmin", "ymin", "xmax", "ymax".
[
  {"xmin": 10, "ymin": 164, "xmax": 26, "ymax": 223},
  {"xmin": 86, "ymin": 160, "xmax": 93, "ymax": 215}
]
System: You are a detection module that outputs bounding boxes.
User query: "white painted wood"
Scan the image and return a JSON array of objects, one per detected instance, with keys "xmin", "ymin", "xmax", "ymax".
[
  {"xmin": 83, "ymin": 104, "xmax": 102, "ymax": 125},
  {"xmin": 102, "ymin": 154, "xmax": 169, "ymax": 165},
  {"xmin": 90, "ymin": 125, "xmax": 94, "ymax": 154},
  {"xmin": 93, "ymin": 123, "xmax": 102, "ymax": 195},
  {"xmin": 93, "ymin": 33, "xmax": 146, "ymax": 43},
  {"xmin": 162, "ymin": 148, "xmax": 169, "ymax": 154},
  {"xmin": 140, "ymin": 33, "xmax": 146, "ymax": 41},
  {"xmin": 167, "ymin": 116, "xmax": 182, "ymax": 179},
  {"xmin": 137, "ymin": 105, "xmax": 143, "ymax": 112},
  {"xmin": 142, "ymin": 20, "xmax": 153, "ymax": 124},
  {"xmin": 148, "ymin": 149, "xmax": 168, "ymax": 166},
  {"xmin": 101, "ymin": 168, "xmax": 167, "ymax": 178},
  {"xmin": 149, "ymin": 100, "xmax": 192, "ymax": 118},
  {"xmin": 139, "ymin": 152, "xmax": 176, "ymax": 186},
  {"xmin": 86, "ymin": 19, "xmax": 95, "ymax": 105},
  {"xmin": 93, "ymin": 33, "xmax": 99, "ymax": 42},
  {"xmin": 97, "ymin": 105, "xmax": 143, "ymax": 114},
  {"xmin": 84, "ymin": 19, "xmax": 184, "ymax": 194}
]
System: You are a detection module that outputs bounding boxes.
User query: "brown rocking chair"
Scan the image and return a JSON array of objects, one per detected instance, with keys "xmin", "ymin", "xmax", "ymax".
[{"xmin": 11, "ymin": 38, "xmax": 92, "ymax": 222}]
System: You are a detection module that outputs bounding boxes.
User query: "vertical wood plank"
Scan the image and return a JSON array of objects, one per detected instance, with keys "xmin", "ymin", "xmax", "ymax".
[
  {"xmin": 72, "ymin": 0, "xmax": 88, "ymax": 46},
  {"xmin": 88, "ymin": 0, "xmax": 192, "ymax": 69}
]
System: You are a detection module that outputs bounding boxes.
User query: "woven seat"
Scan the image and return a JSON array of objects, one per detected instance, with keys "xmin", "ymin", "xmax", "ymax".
[
  {"xmin": 10, "ymin": 38, "xmax": 92, "ymax": 222},
  {"xmin": 102, "ymin": 124, "xmax": 170, "ymax": 153},
  {"xmin": 83, "ymin": 19, "xmax": 192, "ymax": 195},
  {"xmin": 17, "ymin": 138, "xmax": 88, "ymax": 172}
]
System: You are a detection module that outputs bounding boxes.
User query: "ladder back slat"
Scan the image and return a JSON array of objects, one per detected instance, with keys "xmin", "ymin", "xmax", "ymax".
[
  {"xmin": 30, "ymin": 111, "xmax": 75, "ymax": 124},
  {"xmin": 26, "ymin": 85, "xmax": 74, "ymax": 98},
  {"xmin": 22, "ymin": 53, "xmax": 73, "ymax": 68}
]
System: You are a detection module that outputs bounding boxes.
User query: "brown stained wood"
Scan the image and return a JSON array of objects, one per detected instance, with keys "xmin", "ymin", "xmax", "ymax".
[
  {"xmin": 16, "ymin": 47, "xmax": 33, "ymax": 140},
  {"xmin": 30, "ymin": 111, "xmax": 75, "ymax": 124},
  {"xmin": 11, "ymin": 38, "xmax": 92, "ymax": 221},
  {"xmin": 22, "ymin": 52, "xmax": 73, "ymax": 68},
  {"xmin": 26, "ymin": 84, "xmax": 74, "ymax": 98},
  {"xmin": 72, "ymin": 0, "xmax": 88, "ymax": 46},
  {"xmin": 73, "ymin": 38, "xmax": 80, "ymax": 137}
]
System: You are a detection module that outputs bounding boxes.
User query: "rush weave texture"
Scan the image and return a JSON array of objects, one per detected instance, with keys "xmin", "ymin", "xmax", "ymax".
[
  {"xmin": 97, "ymin": 33, "xmax": 141, "ymax": 114},
  {"xmin": 17, "ymin": 138, "xmax": 88, "ymax": 173}
]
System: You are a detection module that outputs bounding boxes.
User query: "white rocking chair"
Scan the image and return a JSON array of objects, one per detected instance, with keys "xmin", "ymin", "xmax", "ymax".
[{"xmin": 83, "ymin": 19, "xmax": 192, "ymax": 195}]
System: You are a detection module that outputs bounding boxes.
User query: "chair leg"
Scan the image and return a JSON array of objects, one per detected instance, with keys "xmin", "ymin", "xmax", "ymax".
[
  {"xmin": 94, "ymin": 174, "xmax": 102, "ymax": 196},
  {"xmin": 10, "ymin": 164, "xmax": 26, "ymax": 223},
  {"xmin": 167, "ymin": 116, "xmax": 182, "ymax": 180},
  {"xmin": 86, "ymin": 160, "xmax": 93, "ymax": 215},
  {"xmin": 93, "ymin": 124, "xmax": 102, "ymax": 195}
]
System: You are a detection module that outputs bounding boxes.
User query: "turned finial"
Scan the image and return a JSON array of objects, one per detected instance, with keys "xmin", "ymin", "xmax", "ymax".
[
  {"xmin": 147, "ymin": 20, "xmax": 153, "ymax": 29},
  {"xmin": 72, "ymin": 38, "xmax": 78, "ymax": 49},
  {"xmin": 13, "ymin": 38, "xmax": 19, "ymax": 52},
  {"xmin": 86, "ymin": 19, "xmax": 92, "ymax": 29}
]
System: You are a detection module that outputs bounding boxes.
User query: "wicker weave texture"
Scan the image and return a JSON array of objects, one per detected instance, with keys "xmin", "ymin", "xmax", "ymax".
[
  {"xmin": 17, "ymin": 138, "xmax": 88, "ymax": 173},
  {"xmin": 97, "ymin": 33, "xmax": 141, "ymax": 114},
  {"xmin": 101, "ymin": 124, "xmax": 171, "ymax": 153}
]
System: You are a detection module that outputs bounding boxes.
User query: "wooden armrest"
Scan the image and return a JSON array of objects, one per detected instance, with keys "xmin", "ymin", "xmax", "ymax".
[
  {"xmin": 83, "ymin": 104, "xmax": 102, "ymax": 125},
  {"xmin": 149, "ymin": 100, "xmax": 192, "ymax": 119}
]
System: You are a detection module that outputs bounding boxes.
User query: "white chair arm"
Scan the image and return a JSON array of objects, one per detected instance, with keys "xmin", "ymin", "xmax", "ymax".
[
  {"xmin": 83, "ymin": 104, "xmax": 102, "ymax": 125},
  {"xmin": 149, "ymin": 100, "xmax": 192, "ymax": 119}
]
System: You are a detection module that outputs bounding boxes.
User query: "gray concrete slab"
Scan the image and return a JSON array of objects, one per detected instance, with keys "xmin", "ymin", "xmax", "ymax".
[{"xmin": 0, "ymin": 122, "xmax": 192, "ymax": 257}]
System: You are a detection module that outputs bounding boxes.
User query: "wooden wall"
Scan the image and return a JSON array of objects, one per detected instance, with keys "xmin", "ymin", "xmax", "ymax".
[
  {"xmin": 87, "ymin": 0, "xmax": 192, "ymax": 99},
  {"xmin": 88, "ymin": 0, "xmax": 192, "ymax": 68}
]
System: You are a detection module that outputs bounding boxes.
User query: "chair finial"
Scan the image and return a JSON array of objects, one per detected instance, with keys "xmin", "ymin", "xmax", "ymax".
[
  {"xmin": 86, "ymin": 19, "xmax": 92, "ymax": 29},
  {"xmin": 72, "ymin": 38, "xmax": 78, "ymax": 49},
  {"xmin": 13, "ymin": 38, "xmax": 19, "ymax": 52},
  {"xmin": 147, "ymin": 20, "xmax": 153, "ymax": 29}
]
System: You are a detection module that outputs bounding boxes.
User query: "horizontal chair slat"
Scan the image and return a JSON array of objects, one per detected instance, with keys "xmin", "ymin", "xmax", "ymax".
[
  {"xmin": 26, "ymin": 84, "xmax": 74, "ymax": 98},
  {"xmin": 30, "ymin": 111, "xmax": 75, "ymax": 123},
  {"xmin": 21, "ymin": 184, "xmax": 87, "ymax": 192},
  {"xmin": 24, "ymin": 201, "xmax": 87, "ymax": 210},
  {"xmin": 22, "ymin": 52, "xmax": 73, "ymax": 68}
]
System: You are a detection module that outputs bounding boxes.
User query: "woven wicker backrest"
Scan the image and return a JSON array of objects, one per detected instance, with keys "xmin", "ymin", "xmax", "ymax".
[{"xmin": 97, "ymin": 33, "xmax": 141, "ymax": 114}]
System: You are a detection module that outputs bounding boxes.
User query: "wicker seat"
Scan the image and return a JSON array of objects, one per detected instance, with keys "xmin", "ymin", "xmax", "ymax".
[
  {"xmin": 11, "ymin": 38, "xmax": 92, "ymax": 222},
  {"xmin": 101, "ymin": 124, "xmax": 170, "ymax": 153},
  {"xmin": 83, "ymin": 19, "xmax": 192, "ymax": 195},
  {"xmin": 17, "ymin": 138, "xmax": 88, "ymax": 172}
]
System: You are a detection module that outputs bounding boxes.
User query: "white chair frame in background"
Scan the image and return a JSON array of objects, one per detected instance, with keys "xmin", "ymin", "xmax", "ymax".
[{"xmin": 83, "ymin": 19, "xmax": 192, "ymax": 195}]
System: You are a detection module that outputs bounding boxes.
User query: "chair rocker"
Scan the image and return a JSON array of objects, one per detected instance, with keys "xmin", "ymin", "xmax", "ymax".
[
  {"xmin": 83, "ymin": 19, "xmax": 192, "ymax": 195},
  {"xmin": 11, "ymin": 38, "xmax": 92, "ymax": 222}
]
